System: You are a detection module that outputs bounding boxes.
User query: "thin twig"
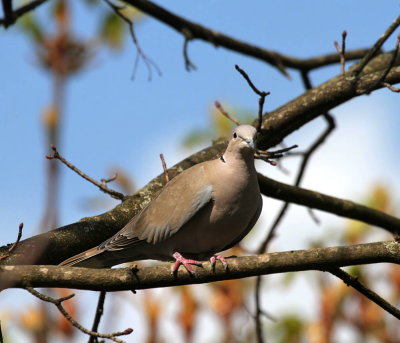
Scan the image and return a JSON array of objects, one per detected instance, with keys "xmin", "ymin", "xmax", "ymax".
[
  {"xmin": 379, "ymin": 33, "xmax": 400, "ymax": 86},
  {"xmin": 254, "ymin": 276, "xmax": 265, "ymax": 343},
  {"xmin": 235, "ymin": 65, "xmax": 268, "ymax": 97},
  {"xmin": 88, "ymin": 291, "xmax": 107, "ymax": 343},
  {"xmin": 257, "ymin": 72, "xmax": 336, "ymax": 254},
  {"xmin": 254, "ymin": 145, "xmax": 298, "ymax": 166},
  {"xmin": 0, "ymin": 0, "xmax": 48, "ymax": 27},
  {"xmin": 101, "ymin": 173, "xmax": 118, "ymax": 187},
  {"xmin": 46, "ymin": 145, "xmax": 125, "ymax": 201},
  {"xmin": 366, "ymin": 33, "xmax": 400, "ymax": 92},
  {"xmin": 25, "ymin": 287, "xmax": 132, "ymax": 343},
  {"xmin": 329, "ymin": 268, "xmax": 400, "ymax": 320},
  {"xmin": 341, "ymin": 31, "xmax": 347, "ymax": 73},
  {"xmin": 214, "ymin": 101, "xmax": 242, "ymax": 126},
  {"xmin": 334, "ymin": 30, "xmax": 347, "ymax": 75},
  {"xmin": 0, "ymin": 223, "xmax": 23, "ymax": 261},
  {"xmin": 183, "ymin": 36, "xmax": 196, "ymax": 71},
  {"xmin": 234, "ymin": 65, "xmax": 270, "ymax": 132},
  {"xmin": 382, "ymin": 82, "xmax": 400, "ymax": 92},
  {"xmin": 104, "ymin": 0, "xmax": 161, "ymax": 80},
  {"xmin": 159, "ymin": 153, "xmax": 170, "ymax": 183},
  {"xmin": 352, "ymin": 15, "xmax": 400, "ymax": 77}
]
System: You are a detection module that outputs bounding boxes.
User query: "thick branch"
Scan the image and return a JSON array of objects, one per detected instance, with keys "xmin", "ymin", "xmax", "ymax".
[
  {"xmin": 258, "ymin": 175, "xmax": 400, "ymax": 235},
  {"xmin": 120, "ymin": 0, "xmax": 369, "ymax": 75},
  {"xmin": 257, "ymin": 51, "xmax": 400, "ymax": 149},
  {"xmin": 1, "ymin": 241, "xmax": 399, "ymax": 291}
]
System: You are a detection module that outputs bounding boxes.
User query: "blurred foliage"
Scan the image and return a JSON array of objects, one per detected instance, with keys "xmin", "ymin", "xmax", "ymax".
[
  {"xmin": 100, "ymin": 11, "xmax": 126, "ymax": 49},
  {"xmin": 100, "ymin": 6, "xmax": 143, "ymax": 50}
]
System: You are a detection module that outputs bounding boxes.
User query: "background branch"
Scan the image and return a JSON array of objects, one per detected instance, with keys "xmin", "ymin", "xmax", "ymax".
[
  {"xmin": 88, "ymin": 291, "xmax": 107, "ymax": 343},
  {"xmin": 25, "ymin": 287, "xmax": 132, "ymax": 343},
  {"xmin": 120, "ymin": 0, "xmax": 370, "ymax": 75}
]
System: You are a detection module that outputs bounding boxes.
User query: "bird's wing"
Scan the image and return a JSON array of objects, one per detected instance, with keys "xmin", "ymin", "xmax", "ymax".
[{"xmin": 101, "ymin": 164, "xmax": 213, "ymax": 251}]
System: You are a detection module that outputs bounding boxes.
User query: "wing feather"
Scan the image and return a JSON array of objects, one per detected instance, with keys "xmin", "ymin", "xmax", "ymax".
[{"xmin": 102, "ymin": 165, "xmax": 213, "ymax": 251}]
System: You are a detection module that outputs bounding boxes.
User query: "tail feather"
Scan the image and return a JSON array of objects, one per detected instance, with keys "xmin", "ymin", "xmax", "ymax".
[{"xmin": 59, "ymin": 247, "xmax": 105, "ymax": 268}]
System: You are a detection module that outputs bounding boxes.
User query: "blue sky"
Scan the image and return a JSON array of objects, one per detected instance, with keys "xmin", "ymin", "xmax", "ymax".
[{"xmin": 1, "ymin": 1, "xmax": 400, "ymax": 342}]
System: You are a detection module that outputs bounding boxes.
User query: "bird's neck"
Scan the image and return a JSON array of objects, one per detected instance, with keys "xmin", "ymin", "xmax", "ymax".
[{"xmin": 221, "ymin": 149, "xmax": 256, "ymax": 172}]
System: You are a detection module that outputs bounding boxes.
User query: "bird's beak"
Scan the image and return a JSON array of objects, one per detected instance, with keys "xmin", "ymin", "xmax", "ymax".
[{"xmin": 245, "ymin": 138, "xmax": 255, "ymax": 149}]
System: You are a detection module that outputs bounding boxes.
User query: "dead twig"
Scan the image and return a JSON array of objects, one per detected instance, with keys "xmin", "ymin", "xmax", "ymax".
[
  {"xmin": 234, "ymin": 64, "xmax": 270, "ymax": 132},
  {"xmin": 0, "ymin": 223, "xmax": 23, "ymax": 261},
  {"xmin": 329, "ymin": 268, "xmax": 400, "ymax": 320},
  {"xmin": 214, "ymin": 101, "xmax": 242, "ymax": 126},
  {"xmin": 46, "ymin": 145, "xmax": 125, "ymax": 201},
  {"xmin": 159, "ymin": 153, "xmax": 170, "ymax": 183},
  {"xmin": 25, "ymin": 287, "xmax": 132, "ymax": 343},
  {"xmin": 334, "ymin": 30, "xmax": 347, "ymax": 75}
]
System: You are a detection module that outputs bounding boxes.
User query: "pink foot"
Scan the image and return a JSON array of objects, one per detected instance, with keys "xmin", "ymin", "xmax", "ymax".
[
  {"xmin": 171, "ymin": 252, "xmax": 202, "ymax": 274},
  {"xmin": 210, "ymin": 255, "xmax": 228, "ymax": 270}
]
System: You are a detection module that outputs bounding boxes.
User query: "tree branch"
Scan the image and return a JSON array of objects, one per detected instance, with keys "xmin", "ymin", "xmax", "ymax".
[
  {"xmin": 257, "ymin": 175, "xmax": 400, "ymax": 235},
  {"xmin": 1, "ymin": 241, "xmax": 400, "ymax": 291},
  {"xmin": 329, "ymin": 268, "xmax": 400, "ymax": 320},
  {"xmin": 120, "ymin": 0, "xmax": 370, "ymax": 75},
  {"xmin": 0, "ymin": 0, "xmax": 49, "ymax": 27}
]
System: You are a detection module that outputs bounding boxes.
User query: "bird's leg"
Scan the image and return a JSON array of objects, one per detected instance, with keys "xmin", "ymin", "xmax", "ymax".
[
  {"xmin": 210, "ymin": 255, "xmax": 228, "ymax": 270},
  {"xmin": 171, "ymin": 252, "xmax": 202, "ymax": 274}
]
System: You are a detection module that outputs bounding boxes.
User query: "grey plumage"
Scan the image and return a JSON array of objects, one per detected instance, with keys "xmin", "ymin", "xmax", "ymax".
[{"xmin": 60, "ymin": 125, "xmax": 262, "ymax": 269}]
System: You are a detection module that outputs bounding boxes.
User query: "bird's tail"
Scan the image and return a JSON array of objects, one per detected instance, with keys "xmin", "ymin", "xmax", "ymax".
[{"xmin": 59, "ymin": 247, "xmax": 106, "ymax": 268}]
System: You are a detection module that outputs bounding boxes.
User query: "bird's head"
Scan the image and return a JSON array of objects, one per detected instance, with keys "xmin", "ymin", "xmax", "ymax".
[{"xmin": 224, "ymin": 125, "xmax": 258, "ymax": 159}]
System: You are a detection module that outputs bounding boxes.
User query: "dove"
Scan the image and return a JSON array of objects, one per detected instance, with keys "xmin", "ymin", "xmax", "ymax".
[{"xmin": 60, "ymin": 125, "xmax": 262, "ymax": 273}]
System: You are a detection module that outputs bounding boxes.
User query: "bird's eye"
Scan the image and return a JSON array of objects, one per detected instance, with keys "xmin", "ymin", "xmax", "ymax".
[{"xmin": 233, "ymin": 132, "xmax": 237, "ymax": 139}]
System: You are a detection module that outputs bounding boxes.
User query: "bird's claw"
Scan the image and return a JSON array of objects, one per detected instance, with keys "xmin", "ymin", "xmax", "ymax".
[
  {"xmin": 171, "ymin": 252, "xmax": 202, "ymax": 275},
  {"xmin": 210, "ymin": 255, "xmax": 229, "ymax": 271}
]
